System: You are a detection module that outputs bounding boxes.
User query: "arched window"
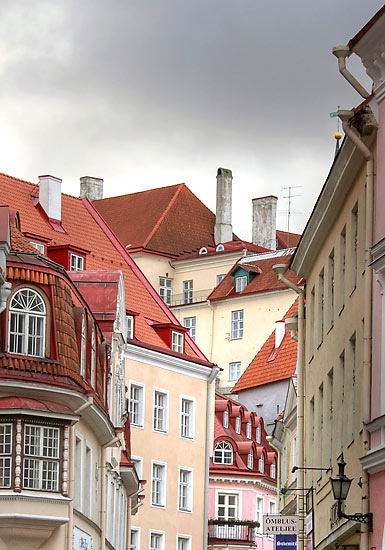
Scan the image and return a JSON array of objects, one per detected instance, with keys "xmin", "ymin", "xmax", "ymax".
[
  {"xmin": 216, "ymin": 244, "xmax": 225, "ymax": 252},
  {"xmin": 248, "ymin": 447, "xmax": 254, "ymax": 469},
  {"xmin": 256, "ymin": 424, "xmax": 261, "ymax": 443},
  {"xmin": 223, "ymin": 409, "xmax": 229, "ymax": 428},
  {"xmin": 214, "ymin": 441, "xmax": 233, "ymax": 464},
  {"xmin": 235, "ymin": 414, "xmax": 241, "ymax": 434},
  {"xmin": 247, "ymin": 419, "xmax": 252, "ymax": 439},
  {"xmin": 270, "ymin": 458, "xmax": 276, "ymax": 479},
  {"xmin": 9, "ymin": 288, "xmax": 46, "ymax": 357},
  {"xmin": 258, "ymin": 452, "xmax": 265, "ymax": 473}
]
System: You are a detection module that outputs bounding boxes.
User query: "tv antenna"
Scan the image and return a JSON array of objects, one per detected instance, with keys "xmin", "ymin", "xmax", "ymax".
[{"xmin": 281, "ymin": 186, "xmax": 302, "ymax": 240}]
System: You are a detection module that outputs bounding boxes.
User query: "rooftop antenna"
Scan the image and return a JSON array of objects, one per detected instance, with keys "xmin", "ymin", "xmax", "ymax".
[
  {"xmin": 281, "ymin": 186, "xmax": 302, "ymax": 246},
  {"xmin": 330, "ymin": 106, "xmax": 342, "ymax": 158}
]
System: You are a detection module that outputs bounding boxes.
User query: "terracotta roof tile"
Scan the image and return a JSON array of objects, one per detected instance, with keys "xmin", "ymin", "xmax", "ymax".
[
  {"xmin": 232, "ymin": 299, "xmax": 298, "ymax": 392},
  {"xmin": 276, "ymin": 230, "xmax": 301, "ymax": 248}
]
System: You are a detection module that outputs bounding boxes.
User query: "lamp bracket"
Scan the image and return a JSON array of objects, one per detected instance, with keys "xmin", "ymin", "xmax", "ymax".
[{"xmin": 339, "ymin": 510, "xmax": 373, "ymax": 530}]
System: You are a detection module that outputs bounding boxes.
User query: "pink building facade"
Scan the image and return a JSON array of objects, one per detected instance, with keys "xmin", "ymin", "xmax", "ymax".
[
  {"xmin": 351, "ymin": 6, "xmax": 385, "ymax": 550},
  {"xmin": 208, "ymin": 393, "xmax": 277, "ymax": 549}
]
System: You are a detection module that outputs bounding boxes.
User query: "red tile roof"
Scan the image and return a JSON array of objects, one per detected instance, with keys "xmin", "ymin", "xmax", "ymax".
[
  {"xmin": 208, "ymin": 254, "xmax": 300, "ymax": 302},
  {"xmin": 276, "ymin": 230, "xmax": 301, "ymax": 249},
  {"xmin": 0, "ymin": 172, "xmax": 210, "ymax": 364},
  {"xmin": 232, "ymin": 299, "xmax": 298, "ymax": 392}
]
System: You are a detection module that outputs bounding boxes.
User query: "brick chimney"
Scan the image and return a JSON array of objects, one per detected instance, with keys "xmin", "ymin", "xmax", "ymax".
[
  {"xmin": 252, "ymin": 195, "xmax": 277, "ymax": 250},
  {"xmin": 214, "ymin": 168, "xmax": 233, "ymax": 245},
  {"xmin": 80, "ymin": 176, "xmax": 104, "ymax": 201},
  {"xmin": 38, "ymin": 175, "xmax": 62, "ymax": 221}
]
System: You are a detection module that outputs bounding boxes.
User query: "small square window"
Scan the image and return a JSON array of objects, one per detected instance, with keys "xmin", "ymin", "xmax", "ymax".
[
  {"xmin": 172, "ymin": 331, "xmax": 184, "ymax": 354},
  {"xmin": 70, "ymin": 254, "xmax": 84, "ymax": 271},
  {"xmin": 30, "ymin": 241, "xmax": 45, "ymax": 254},
  {"xmin": 177, "ymin": 536, "xmax": 191, "ymax": 550}
]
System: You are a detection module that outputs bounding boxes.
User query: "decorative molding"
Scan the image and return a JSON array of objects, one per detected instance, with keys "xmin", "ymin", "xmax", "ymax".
[
  {"xmin": 62, "ymin": 425, "xmax": 69, "ymax": 495},
  {"xmin": 0, "ymin": 493, "xmax": 71, "ymax": 504},
  {"xmin": 14, "ymin": 419, "xmax": 22, "ymax": 492},
  {"xmin": 365, "ymin": 413, "xmax": 385, "ymax": 432},
  {"xmin": 360, "ymin": 444, "xmax": 385, "ymax": 473}
]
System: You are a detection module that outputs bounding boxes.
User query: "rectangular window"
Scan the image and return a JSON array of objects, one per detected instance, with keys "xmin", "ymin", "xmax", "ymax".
[
  {"xmin": 70, "ymin": 253, "xmax": 84, "ymax": 271},
  {"xmin": 151, "ymin": 463, "xmax": 166, "ymax": 507},
  {"xmin": 23, "ymin": 425, "xmax": 60, "ymax": 491},
  {"xmin": 129, "ymin": 383, "xmax": 144, "ymax": 428},
  {"xmin": 0, "ymin": 424, "xmax": 12, "ymax": 488},
  {"xmin": 318, "ymin": 269, "xmax": 324, "ymax": 346},
  {"xmin": 74, "ymin": 435, "xmax": 82, "ymax": 508},
  {"xmin": 182, "ymin": 280, "xmax": 193, "ymax": 304},
  {"xmin": 180, "ymin": 398, "xmax": 194, "ymax": 439},
  {"xmin": 317, "ymin": 384, "xmax": 324, "ymax": 475},
  {"xmin": 172, "ymin": 331, "xmax": 184, "ymax": 353},
  {"xmin": 217, "ymin": 274, "xmax": 225, "ymax": 285},
  {"xmin": 231, "ymin": 310, "xmax": 244, "ymax": 339},
  {"xmin": 229, "ymin": 361, "xmax": 241, "ymax": 381},
  {"xmin": 127, "ymin": 315, "xmax": 134, "ymax": 340},
  {"xmin": 178, "ymin": 468, "xmax": 193, "ymax": 512},
  {"xmin": 235, "ymin": 416, "xmax": 241, "ymax": 434},
  {"xmin": 30, "ymin": 241, "xmax": 45, "ymax": 254},
  {"xmin": 150, "ymin": 532, "xmax": 164, "ymax": 550},
  {"xmin": 235, "ymin": 276, "xmax": 248, "ymax": 292},
  {"xmin": 328, "ymin": 249, "xmax": 334, "ymax": 330},
  {"xmin": 130, "ymin": 527, "xmax": 140, "ymax": 550},
  {"xmin": 351, "ymin": 204, "xmax": 358, "ymax": 292},
  {"xmin": 84, "ymin": 444, "xmax": 92, "ymax": 517},
  {"xmin": 131, "ymin": 456, "xmax": 143, "ymax": 480},
  {"xmin": 159, "ymin": 277, "xmax": 173, "ymax": 306},
  {"xmin": 340, "ymin": 226, "xmax": 346, "ymax": 311},
  {"xmin": 223, "ymin": 409, "xmax": 229, "ymax": 428},
  {"xmin": 177, "ymin": 536, "xmax": 191, "ymax": 550},
  {"xmin": 256, "ymin": 497, "xmax": 263, "ymax": 533},
  {"xmin": 183, "ymin": 317, "xmax": 196, "ymax": 341},
  {"xmin": 153, "ymin": 390, "xmax": 168, "ymax": 433},
  {"xmin": 217, "ymin": 493, "xmax": 238, "ymax": 520},
  {"xmin": 246, "ymin": 420, "xmax": 252, "ymax": 439}
]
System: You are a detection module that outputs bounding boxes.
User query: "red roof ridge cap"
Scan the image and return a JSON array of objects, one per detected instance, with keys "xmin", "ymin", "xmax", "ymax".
[{"xmin": 143, "ymin": 183, "xmax": 185, "ymax": 247}]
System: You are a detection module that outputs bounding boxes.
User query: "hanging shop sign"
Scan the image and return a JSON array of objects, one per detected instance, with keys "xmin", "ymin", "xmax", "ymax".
[
  {"xmin": 263, "ymin": 515, "xmax": 299, "ymax": 535},
  {"xmin": 275, "ymin": 534, "xmax": 297, "ymax": 550}
]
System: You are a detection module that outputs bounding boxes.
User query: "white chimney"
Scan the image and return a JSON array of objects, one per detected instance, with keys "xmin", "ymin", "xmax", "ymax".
[
  {"xmin": 214, "ymin": 168, "xmax": 233, "ymax": 245},
  {"xmin": 80, "ymin": 176, "xmax": 104, "ymax": 201},
  {"xmin": 252, "ymin": 195, "xmax": 277, "ymax": 250},
  {"xmin": 38, "ymin": 175, "xmax": 62, "ymax": 221},
  {"xmin": 275, "ymin": 321, "xmax": 286, "ymax": 349}
]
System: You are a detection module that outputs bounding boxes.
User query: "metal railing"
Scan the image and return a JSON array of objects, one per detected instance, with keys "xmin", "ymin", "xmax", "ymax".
[
  {"xmin": 170, "ymin": 289, "xmax": 212, "ymax": 306},
  {"xmin": 208, "ymin": 520, "xmax": 258, "ymax": 544}
]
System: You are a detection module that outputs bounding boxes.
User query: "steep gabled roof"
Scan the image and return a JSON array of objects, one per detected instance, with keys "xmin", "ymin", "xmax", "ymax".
[
  {"xmin": 232, "ymin": 299, "xmax": 298, "ymax": 392},
  {"xmin": 276, "ymin": 230, "xmax": 301, "ymax": 249},
  {"xmin": 94, "ymin": 183, "xmax": 235, "ymax": 257},
  {"xmin": 208, "ymin": 253, "xmax": 300, "ymax": 302},
  {"xmin": 0, "ymin": 172, "xmax": 211, "ymax": 364}
]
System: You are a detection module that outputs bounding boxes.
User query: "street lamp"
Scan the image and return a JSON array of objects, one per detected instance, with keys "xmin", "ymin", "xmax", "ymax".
[{"xmin": 329, "ymin": 455, "xmax": 372, "ymax": 529}]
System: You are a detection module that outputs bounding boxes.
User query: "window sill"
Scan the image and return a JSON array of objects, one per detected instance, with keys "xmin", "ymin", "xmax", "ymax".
[
  {"xmin": 178, "ymin": 508, "xmax": 192, "ymax": 514},
  {"xmin": 180, "ymin": 435, "xmax": 194, "ymax": 442},
  {"xmin": 150, "ymin": 503, "xmax": 166, "ymax": 509},
  {"xmin": 131, "ymin": 423, "xmax": 144, "ymax": 430},
  {"xmin": 230, "ymin": 337, "xmax": 243, "ymax": 341},
  {"xmin": 153, "ymin": 428, "xmax": 168, "ymax": 435}
]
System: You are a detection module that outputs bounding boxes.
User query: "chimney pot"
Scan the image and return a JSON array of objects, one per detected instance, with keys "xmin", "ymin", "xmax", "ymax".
[
  {"xmin": 252, "ymin": 195, "xmax": 277, "ymax": 250},
  {"xmin": 80, "ymin": 176, "xmax": 104, "ymax": 201},
  {"xmin": 214, "ymin": 167, "xmax": 233, "ymax": 245},
  {"xmin": 38, "ymin": 175, "xmax": 62, "ymax": 221}
]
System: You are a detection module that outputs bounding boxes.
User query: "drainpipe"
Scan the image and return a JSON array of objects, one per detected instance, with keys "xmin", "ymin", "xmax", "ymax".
[
  {"xmin": 66, "ymin": 426, "xmax": 75, "ymax": 550},
  {"xmin": 338, "ymin": 109, "xmax": 374, "ymax": 549},
  {"xmin": 101, "ymin": 436, "xmax": 121, "ymax": 550},
  {"xmin": 272, "ymin": 265, "xmax": 305, "ymax": 550},
  {"xmin": 204, "ymin": 365, "xmax": 220, "ymax": 550},
  {"xmin": 332, "ymin": 46, "xmax": 370, "ymax": 99}
]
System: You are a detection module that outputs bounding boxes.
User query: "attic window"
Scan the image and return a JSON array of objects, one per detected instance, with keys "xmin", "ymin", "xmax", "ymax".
[
  {"xmin": 216, "ymin": 244, "xmax": 225, "ymax": 252},
  {"xmin": 70, "ymin": 254, "xmax": 84, "ymax": 271},
  {"xmin": 235, "ymin": 276, "xmax": 247, "ymax": 292},
  {"xmin": 127, "ymin": 315, "xmax": 134, "ymax": 340},
  {"xmin": 235, "ymin": 415, "xmax": 241, "ymax": 434},
  {"xmin": 223, "ymin": 409, "xmax": 229, "ymax": 428},
  {"xmin": 172, "ymin": 331, "xmax": 184, "ymax": 353},
  {"xmin": 30, "ymin": 241, "xmax": 45, "ymax": 254},
  {"xmin": 199, "ymin": 247, "xmax": 208, "ymax": 255}
]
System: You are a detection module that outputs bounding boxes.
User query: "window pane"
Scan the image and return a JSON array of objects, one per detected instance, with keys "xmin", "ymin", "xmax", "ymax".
[
  {"xmin": 23, "ymin": 458, "xmax": 40, "ymax": 489},
  {"xmin": 24, "ymin": 425, "xmax": 41, "ymax": 456}
]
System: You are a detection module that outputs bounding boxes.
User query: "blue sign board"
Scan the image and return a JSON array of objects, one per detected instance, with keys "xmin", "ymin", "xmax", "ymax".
[{"xmin": 275, "ymin": 534, "xmax": 297, "ymax": 550}]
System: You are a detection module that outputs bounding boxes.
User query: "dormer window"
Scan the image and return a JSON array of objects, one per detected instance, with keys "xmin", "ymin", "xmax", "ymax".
[
  {"xmin": 70, "ymin": 253, "xmax": 84, "ymax": 271},
  {"xmin": 247, "ymin": 419, "xmax": 252, "ymax": 439},
  {"xmin": 30, "ymin": 241, "xmax": 45, "ymax": 254},
  {"xmin": 270, "ymin": 458, "xmax": 276, "ymax": 479},
  {"xmin": 127, "ymin": 315, "xmax": 134, "ymax": 340},
  {"xmin": 235, "ymin": 276, "xmax": 247, "ymax": 292},
  {"xmin": 235, "ymin": 415, "xmax": 241, "ymax": 434},
  {"xmin": 223, "ymin": 409, "xmax": 229, "ymax": 428},
  {"xmin": 172, "ymin": 331, "xmax": 184, "ymax": 353},
  {"xmin": 8, "ymin": 288, "xmax": 46, "ymax": 357},
  {"xmin": 199, "ymin": 247, "xmax": 208, "ymax": 254},
  {"xmin": 258, "ymin": 452, "xmax": 265, "ymax": 473},
  {"xmin": 216, "ymin": 244, "xmax": 225, "ymax": 252},
  {"xmin": 248, "ymin": 447, "xmax": 254, "ymax": 469},
  {"xmin": 214, "ymin": 441, "xmax": 233, "ymax": 464},
  {"xmin": 256, "ymin": 424, "xmax": 261, "ymax": 443}
]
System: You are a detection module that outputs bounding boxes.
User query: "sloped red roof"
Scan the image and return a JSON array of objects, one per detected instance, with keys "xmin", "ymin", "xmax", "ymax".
[
  {"xmin": 0, "ymin": 172, "xmax": 210, "ymax": 364},
  {"xmin": 276, "ymin": 230, "xmax": 301, "ymax": 249},
  {"xmin": 10, "ymin": 225, "xmax": 40, "ymax": 254},
  {"xmin": 175, "ymin": 240, "xmax": 269, "ymax": 261},
  {"xmin": 232, "ymin": 299, "xmax": 298, "ymax": 392},
  {"xmin": 0, "ymin": 396, "xmax": 75, "ymax": 415},
  {"xmin": 208, "ymin": 254, "xmax": 300, "ymax": 301}
]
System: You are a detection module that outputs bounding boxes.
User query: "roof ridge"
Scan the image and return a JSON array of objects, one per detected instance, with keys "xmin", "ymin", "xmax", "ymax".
[
  {"xmin": 143, "ymin": 183, "xmax": 185, "ymax": 247},
  {"xmin": 95, "ymin": 183, "xmax": 184, "ymax": 204}
]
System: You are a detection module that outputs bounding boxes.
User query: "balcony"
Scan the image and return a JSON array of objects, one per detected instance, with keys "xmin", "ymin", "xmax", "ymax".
[
  {"xmin": 170, "ymin": 289, "xmax": 212, "ymax": 306},
  {"xmin": 208, "ymin": 519, "xmax": 258, "ymax": 547}
]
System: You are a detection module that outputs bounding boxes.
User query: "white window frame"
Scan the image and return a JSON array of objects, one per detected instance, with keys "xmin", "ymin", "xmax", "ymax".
[
  {"xmin": 231, "ymin": 310, "xmax": 244, "ymax": 339},
  {"xmin": 182, "ymin": 280, "xmax": 193, "ymax": 304},
  {"xmin": 151, "ymin": 461, "xmax": 167, "ymax": 508},
  {"xmin": 127, "ymin": 315, "xmax": 134, "ymax": 340},
  {"xmin": 256, "ymin": 424, "xmax": 261, "ymax": 444},
  {"xmin": 159, "ymin": 277, "xmax": 173, "ymax": 306},
  {"xmin": 213, "ymin": 441, "xmax": 233, "ymax": 464},
  {"xmin": 70, "ymin": 253, "xmax": 84, "ymax": 271},
  {"xmin": 0, "ymin": 424, "xmax": 12, "ymax": 488},
  {"xmin": 8, "ymin": 288, "xmax": 46, "ymax": 358},
  {"xmin": 270, "ymin": 458, "xmax": 276, "ymax": 479},
  {"xmin": 183, "ymin": 317, "xmax": 196, "ymax": 342},
  {"xmin": 23, "ymin": 424, "xmax": 60, "ymax": 491},
  {"xmin": 246, "ymin": 419, "xmax": 252, "ymax": 439},
  {"xmin": 229, "ymin": 361, "xmax": 241, "ymax": 381},
  {"xmin": 215, "ymin": 490, "xmax": 241, "ymax": 520},
  {"xmin": 178, "ymin": 467, "xmax": 193, "ymax": 513},
  {"xmin": 180, "ymin": 396, "xmax": 195, "ymax": 440},
  {"xmin": 256, "ymin": 496, "xmax": 263, "ymax": 534},
  {"xmin": 223, "ymin": 409, "xmax": 229, "ymax": 428},
  {"xmin": 235, "ymin": 415, "xmax": 241, "ymax": 434},
  {"xmin": 258, "ymin": 452, "xmax": 265, "ymax": 473},
  {"xmin": 216, "ymin": 274, "xmax": 226, "ymax": 285},
  {"xmin": 235, "ymin": 275, "xmax": 248, "ymax": 292},
  {"xmin": 149, "ymin": 530, "xmax": 165, "ymax": 550},
  {"xmin": 248, "ymin": 447, "xmax": 253, "ymax": 469},
  {"xmin": 177, "ymin": 534, "xmax": 191, "ymax": 550},
  {"xmin": 131, "ymin": 456, "xmax": 143, "ymax": 480},
  {"xmin": 30, "ymin": 241, "xmax": 45, "ymax": 254},
  {"xmin": 130, "ymin": 527, "xmax": 141, "ymax": 550},
  {"xmin": 129, "ymin": 381, "xmax": 145, "ymax": 429},
  {"xmin": 153, "ymin": 389, "xmax": 168, "ymax": 434},
  {"xmin": 172, "ymin": 331, "xmax": 184, "ymax": 354}
]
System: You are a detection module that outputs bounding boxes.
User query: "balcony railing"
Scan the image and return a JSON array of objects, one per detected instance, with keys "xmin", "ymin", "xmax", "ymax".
[
  {"xmin": 170, "ymin": 289, "xmax": 212, "ymax": 306},
  {"xmin": 208, "ymin": 519, "xmax": 258, "ymax": 545}
]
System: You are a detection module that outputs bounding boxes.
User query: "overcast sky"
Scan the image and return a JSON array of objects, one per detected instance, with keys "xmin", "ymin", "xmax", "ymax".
[{"xmin": 0, "ymin": 1, "xmax": 382, "ymax": 240}]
